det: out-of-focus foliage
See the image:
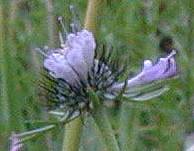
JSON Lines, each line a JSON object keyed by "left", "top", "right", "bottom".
{"left": 0, "top": 0, "right": 194, "bottom": 151}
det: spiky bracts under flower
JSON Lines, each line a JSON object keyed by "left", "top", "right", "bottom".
{"left": 39, "top": 43, "right": 127, "bottom": 117}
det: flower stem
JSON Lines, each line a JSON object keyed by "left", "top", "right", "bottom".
{"left": 62, "top": 118, "right": 82, "bottom": 151}
{"left": 84, "top": 0, "right": 103, "bottom": 34}
{"left": 61, "top": 1, "right": 103, "bottom": 151}
{"left": 88, "top": 89, "right": 120, "bottom": 151}
{"left": 85, "top": 1, "right": 120, "bottom": 150}
{"left": 92, "top": 107, "right": 120, "bottom": 151}
{"left": 118, "top": 103, "right": 139, "bottom": 151}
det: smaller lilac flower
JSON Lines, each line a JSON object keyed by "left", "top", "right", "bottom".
{"left": 110, "top": 50, "right": 177, "bottom": 92}
{"left": 10, "top": 133, "right": 22, "bottom": 151}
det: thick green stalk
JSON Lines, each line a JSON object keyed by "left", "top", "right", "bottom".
{"left": 84, "top": 0, "right": 103, "bottom": 34}
{"left": 118, "top": 103, "right": 139, "bottom": 151}
{"left": 89, "top": 89, "right": 120, "bottom": 151}
{"left": 62, "top": 1, "right": 103, "bottom": 151}
{"left": 85, "top": 1, "right": 120, "bottom": 150}
{"left": 92, "top": 108, "right": 120, "bottom": 151}
{"left": 62, "top": 118, "right": 82, "bottom": 151}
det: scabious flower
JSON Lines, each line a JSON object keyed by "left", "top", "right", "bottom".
{"left": 184, "top": 133, "right": 194, "bottom": 151}
{"left": 10, "top": 133, "right": 22, "bottom": 151}
{"left": 38, "top": 12, "right": 177, "bottom": 119}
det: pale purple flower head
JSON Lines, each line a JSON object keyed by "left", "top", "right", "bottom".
{"left": 38, "top": 14, "right": 178, "bottom": 116}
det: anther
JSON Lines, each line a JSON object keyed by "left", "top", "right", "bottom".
{"left": 69, "top": 5, "right": 81, "bottom": 32}
{"left": 57, "top": 16, "right": 68, "bottom": 39}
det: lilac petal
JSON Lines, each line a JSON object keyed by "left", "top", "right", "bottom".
{"left": 110, "top": 50, "right": 177, "bottom": 92}
{"left": 44, "top": 52, "right": 79, "bottom": 85}
{"left": 130, "top": 58, "right": 175, "bottom": 86}
{"left": 66, "top": 47, "right": 88, "bottom": 80}
{"left": 66, "top": 29, "right": 95, "bottom": 69}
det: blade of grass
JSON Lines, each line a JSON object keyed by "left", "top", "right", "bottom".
{"left": 0, "top": 4, "right": 10, "bottom": 150}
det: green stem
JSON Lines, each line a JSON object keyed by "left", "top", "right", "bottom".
{"left": 89, "top": 89, "right": 120, "bottom": 151}
{"left": 118, "top": 103, "right": 140, "bottom": 151}
{"left": 85, "top": 1, "right": 120, "bottom": 150}
{"left": 84, "top": 0, "right": 103, "bottom": 34}
{"left": 62, "top": 118, "right": 82, "bottom": 151}
{"left": 92, "top": 107, "right": 120, "bottom": 151}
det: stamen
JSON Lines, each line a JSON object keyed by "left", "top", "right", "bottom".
{"left": 57, "top": 16, "right": 68, "bottom": 40}
{"left": 70, "top": 23, "right": 77, "bottom": 33}
{"left": 59, "top": 32, "right": 65, "bottom": 48}
{"left": 69, "top": 5, "right": 81, "bottom": 32}
{"left": 35, "top": 48, "right": 47, "bottom": 57}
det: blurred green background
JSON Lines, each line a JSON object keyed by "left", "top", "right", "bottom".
{"left": 0, "top": 0, "right": 194, "bottom": 151}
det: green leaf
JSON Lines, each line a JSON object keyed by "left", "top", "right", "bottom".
{"left": 130, "top": 86, "right": 169, "bottom": 101}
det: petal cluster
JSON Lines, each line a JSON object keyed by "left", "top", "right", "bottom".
{"left": 44, "top": 29, "right": 96, "bottom": 86}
